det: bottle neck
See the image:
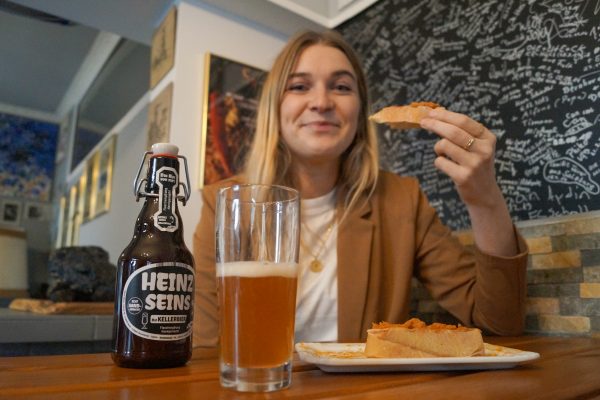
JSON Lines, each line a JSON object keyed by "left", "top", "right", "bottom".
{"left": 141, "top": 155, "right": 182, "bottom": 234}
{"left": 145, "top": 156, "right": 179, "bottom": 194}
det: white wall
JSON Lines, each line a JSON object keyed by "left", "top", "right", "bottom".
{"left": 167, "top": 1, "right": 287, "bottom": 255}
{"left": 78, "top": 1, "right": 288, "bottom": 264}
{"left": 78, "top": 97, "right": 149, "bottom": 262}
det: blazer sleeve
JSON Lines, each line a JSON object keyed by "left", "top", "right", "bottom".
{"left": 192, "top": 185, "right": 219, "bottom": 347}
{"left": 412, "top": 182, "right": 528, "bottom": 336}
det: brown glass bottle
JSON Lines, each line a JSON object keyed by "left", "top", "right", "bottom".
{"left": 112, "top": 144, "right": 194, "bottom": 368}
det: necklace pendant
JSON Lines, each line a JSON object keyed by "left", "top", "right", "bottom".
{"left": 309, "top": 259, "right": 323, "bottom": 273}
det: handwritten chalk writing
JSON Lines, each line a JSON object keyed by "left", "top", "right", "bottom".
{"left": 544, "top": 157, "right": 600, "bottom": 194}
{"left": 341, "top": 0, "right": 600, "bottom": 229}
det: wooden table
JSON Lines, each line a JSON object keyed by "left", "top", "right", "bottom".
{"left": 1, "top": 336, "right": 599, "bottom": 399}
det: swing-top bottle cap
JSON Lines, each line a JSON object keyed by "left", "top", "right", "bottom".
{"left": 151, "top": 143, "right": 179, "bottom": 156}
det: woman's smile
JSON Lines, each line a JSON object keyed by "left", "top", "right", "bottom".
{"left": 302, "top": 120, "right": 341, "bottom": 132}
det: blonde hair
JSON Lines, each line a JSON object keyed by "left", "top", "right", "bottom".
{"left": 244, "top": 30, "right": 379, "bottom": 216}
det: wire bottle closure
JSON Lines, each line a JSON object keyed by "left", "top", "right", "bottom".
{"left": 132, "top": 149, "right": 191, "bottom": 205}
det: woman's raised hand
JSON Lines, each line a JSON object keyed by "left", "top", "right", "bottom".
{"left": 420, "top": 108, "right": 503, "bottom": 209}
{"left": 420, "top": 108, "right": 518, "bottom": 256}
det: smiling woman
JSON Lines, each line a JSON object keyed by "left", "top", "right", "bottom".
{"left": 193, "top": 30, "right": 529, "bottom": 350}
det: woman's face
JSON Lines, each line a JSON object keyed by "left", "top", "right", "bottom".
{"left": 279, "top": 44, "right": 360, "bottom": 165}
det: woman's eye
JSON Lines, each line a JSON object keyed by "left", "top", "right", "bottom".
{"left": 333, "top": 83, "right": 353, "bottom": 92}
{"left": 287, "top": 82, "right": 308, "bottom": 91}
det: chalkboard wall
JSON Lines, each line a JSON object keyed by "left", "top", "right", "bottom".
{"left": 338, "top": 0, "right": 600, "bottom": 230}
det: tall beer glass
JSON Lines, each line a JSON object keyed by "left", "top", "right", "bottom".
{"left": 216, "top": 184, "right": 300, "bottom": 392}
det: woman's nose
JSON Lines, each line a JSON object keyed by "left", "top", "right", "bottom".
{"left": 309, "top": 85, "right": 334, "bottom": 112}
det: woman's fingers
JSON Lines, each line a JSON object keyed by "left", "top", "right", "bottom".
{"left": 421, "top": 108, "right": 495, "bottom": 155}
{"left": 422, "top": 109, "right": 496, "bottom": 161}
{"left": 434, "top": 138, "right": 475, "bottom": 166}
{"left": 425, "top": 108, "right": 488, "bottom": 138}
{"left": 434, "top": 155, "right": 470, "bottom": 185}
{"left": 434, "top": 135, "right": 495, "bottom": 164}
{"left": 420, "top": 117, "right": 478, "bottom": 153}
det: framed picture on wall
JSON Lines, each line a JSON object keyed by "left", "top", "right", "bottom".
{"left": 81, "top": 157, "right": 95, "bottom": 222}
{"left": 67, "top": 183, "right": 80, "bottom": 246}
{"left": 90, "top": 135, "right": 117, "bottom": 218}
{"left": 147, "top": 82, "right": 173, "bottom": 149}
{"left": 0, "top": 112, "right": 59, "bottom": 202}
{"left": 55, "top": 195, "right": 68, "bottom": 248}
{"left": 150, "top": 7, "right": 176, "bottom": 88}
{"left": 0, "top": 199, "right": 22, "bottom": 226}
{"left": 76, "top": 170, "right": 87, "bottom": 228}
{"left": 24, "top": 201, "right": 48, "bottom": 221}
{"left": 199, "top": 53, "right": 267, "bottom": 188}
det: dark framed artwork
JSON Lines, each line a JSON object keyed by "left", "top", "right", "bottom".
{"left": 200, "top": 53, "right": 267, "bottom": 187}
{"left": 0, "top": 199, "right": 21, "bottom": 226}
{"left": 24, "top": 201, "right": 48, "bottom": 221}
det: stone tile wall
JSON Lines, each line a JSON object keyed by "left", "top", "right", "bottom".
{"left": 410, "top": 214, "right": 600, "bottom": 337}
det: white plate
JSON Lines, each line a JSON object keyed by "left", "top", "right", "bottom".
{"left": 295, "top": 342, "right": 540, "bottom": 373}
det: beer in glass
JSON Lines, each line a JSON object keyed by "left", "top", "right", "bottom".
{"left": 216, "top": 184, "right": 299, "bottom": 392}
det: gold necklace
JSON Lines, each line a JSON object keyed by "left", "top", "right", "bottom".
{"left": 299, "top": 212, "right": 337, "bottom": 273}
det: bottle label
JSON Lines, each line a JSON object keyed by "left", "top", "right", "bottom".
{"left": 153, "top": 166, "right": 179, "bottom": 232}
{"left": 122, "top": 262, "right": 194, "bottom": 341}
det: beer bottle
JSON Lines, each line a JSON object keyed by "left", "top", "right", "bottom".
{"left": 112, "top": 143, "right": 194, "bottom": 368}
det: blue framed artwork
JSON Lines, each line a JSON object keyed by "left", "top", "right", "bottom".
{"left": 0, "top": 112, "right": 59, "bottom": 201}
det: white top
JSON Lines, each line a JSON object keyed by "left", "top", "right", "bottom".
{"left": 295, "top": 188, "right": 338, "bottom": 343}
{"left": 151, "top": 142, "right": 178, "bottom": 156}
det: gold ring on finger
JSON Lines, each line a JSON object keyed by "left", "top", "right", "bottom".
{"left": 463, "top": 137, "right": 475, "bottom": 151}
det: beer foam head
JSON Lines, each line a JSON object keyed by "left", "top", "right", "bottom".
{"left": 217, "top": 261, "right": 298, "bottom": 278}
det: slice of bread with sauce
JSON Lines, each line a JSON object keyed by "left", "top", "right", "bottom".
{"left": 364, "top": 318, "right": 484, "bottom": 358}
{"left": 369, "top": 102, "right": 442, "bottom": 130}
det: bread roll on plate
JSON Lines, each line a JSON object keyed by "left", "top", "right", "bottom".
{"left": 365, "top": 318, "right": 484, "bottom": 358}
{"left": 369, "top": 102, "right": 442, "bottom": 130}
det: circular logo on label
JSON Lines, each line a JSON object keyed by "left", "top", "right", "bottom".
{"left": 121, "top": 262, "right": 195, "bottom": 341}
{"left": 127, "top": 297, "right": 143, "bottom": 314}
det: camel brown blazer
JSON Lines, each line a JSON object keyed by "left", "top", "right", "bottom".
{"left": 192, "top": 171, "right": 528, "bottom": 347}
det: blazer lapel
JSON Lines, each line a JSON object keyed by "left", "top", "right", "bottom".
{"left": 336, "top": 194, "right": 373, "bottom": 342}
